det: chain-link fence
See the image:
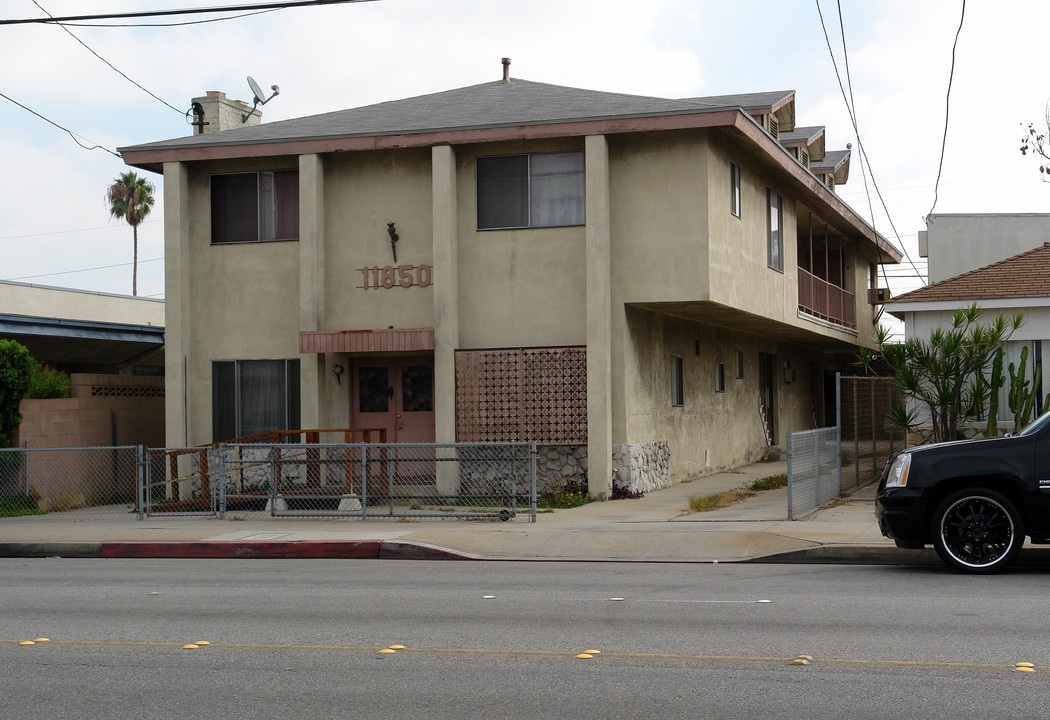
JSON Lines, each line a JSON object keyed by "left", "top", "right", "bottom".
{"left": 786, "top": 427, "right": 841, "bottom": 520}
{"left": 143, "top": 442, "right": 537, "bottom": 522}
{"left": 838, "top": 375, "right": 905, "bottom": 491}
{"left": 1, "top": 442, "right": 537, "bottom": 522}
{"left": 0, "top": 445, "right": 142, "bottom": 519}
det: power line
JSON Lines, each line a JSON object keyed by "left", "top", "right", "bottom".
{"left": 814, "top": 0, "right": 927, "bottom": 291}
{"left": 0, "top": 218, "right": 162, "bottom": 242}
{"left": 925, "top": 0, "right": 967, "bottom": 222}
{"left": 32, "top": 1, "right": 183, "bottom": 115}
{"left": 4, "top": 257, "right": 162, "bottom": 282}
{"left": 0, "top": 0, "right": 377, "bottom": 26}
{"left": 0, "top": 90, "right": 121, "bottom": 157}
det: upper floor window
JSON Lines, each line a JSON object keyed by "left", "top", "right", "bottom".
{"left": 730, "top": 162, "right": 741, "bottom": 217}
{"left": 767, "top": 188, "right": 783, "bottom": 272}
{"left": 476, "top": 152, "right": 585, "bottom": 230}
{"left": 211, "top": 170, "right": 299, "bottom": 244}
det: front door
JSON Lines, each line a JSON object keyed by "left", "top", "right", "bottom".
{"left": 352, "top": 357, "right": 436, "bottom": 487}
{"left": 351, "top": 356, "right": 435, "bottom": 443}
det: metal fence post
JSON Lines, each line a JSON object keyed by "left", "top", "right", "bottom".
{"left": 22, "top": 440, "right": 29, "bottom": 498}
{"left": 529, "top": 441, "right": 537, "bottom": 523}
{"left": 136, "top": 445, "right": 145, "bottom": 521}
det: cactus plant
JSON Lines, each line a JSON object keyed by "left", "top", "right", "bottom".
{"left": 986, "top": 349, "right": 1005, "bottom": 437}
{"left": 1008, "top": 346, "right": 1041, "bottom": 432}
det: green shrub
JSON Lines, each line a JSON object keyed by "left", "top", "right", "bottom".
{"left": 26, "top": 362, "right": 71, "bottom": 399}
{"left": 0, "top": 340, "right": 33, "bottom": 446}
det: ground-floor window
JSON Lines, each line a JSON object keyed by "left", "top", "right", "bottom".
{"left": 212, "top": 358, "right": 300, "bottom": 441}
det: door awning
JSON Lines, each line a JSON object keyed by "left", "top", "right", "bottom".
{"left": 299, "top": 328, "right": 435, "bottom": 354}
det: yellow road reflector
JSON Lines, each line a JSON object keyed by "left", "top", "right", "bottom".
{"left": 788, "top": 658, "right": 810, "bottom": 666}
{"left": 1015, "top": 662, "right": 1035, "bottom": 668}
{"left": 795, "top": 655, "right": 814, "bottom": 661}
{"left": 34, "top": 638, "right": 50, "bottom": 643}
{"left": 1016, "top": 666, "right": 1035, "bottom": 673}
{"left": 388, "top": 645, "right": 405, "bottom": 650}
{"left": 584, "top": 650, "right": 601, "bottom": 655}
{"left": 18, "top": 641, "right": 35, "bottom": 646}
{"left": 193, "top": 641, "right": 210, "bottom": 646}
{"left": 378, "top": 648, "right": 397, "bottom": 654}
{"left": 575, "top": 653, "right": 594, "bottom": 659}
{"left": 182, "top": 644, "right": 199, "bottom": 650}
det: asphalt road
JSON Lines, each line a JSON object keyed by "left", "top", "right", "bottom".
{"left": 3, "top": 559, "right": 1049, "bottom": 719}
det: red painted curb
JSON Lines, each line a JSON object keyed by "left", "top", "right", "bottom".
{"left": 98, "top": 540, "right": 382, "bottom": 559}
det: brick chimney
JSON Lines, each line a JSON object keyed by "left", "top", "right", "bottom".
{"left": 189, "top": 91, "right": 260, "bottom": 135}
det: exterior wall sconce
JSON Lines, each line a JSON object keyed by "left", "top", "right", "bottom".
{"left": 783, "top": 360, "right": 795, "bottom": 384}
{"left": 332, "top": 364, "right": 344, "bottom": 385}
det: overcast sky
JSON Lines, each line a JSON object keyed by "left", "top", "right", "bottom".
{"left": 2, "top": 0, "right": 1048, "bottom": 305}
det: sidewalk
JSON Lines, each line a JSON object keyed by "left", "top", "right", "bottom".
{"left": 0, "top": 459, "right": 939, "bottom": 564}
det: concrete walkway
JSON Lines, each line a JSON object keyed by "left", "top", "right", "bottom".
{"left": 0, "top": 459, "right": 942, "bottom": 564}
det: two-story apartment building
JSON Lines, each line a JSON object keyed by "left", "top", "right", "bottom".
{"left": 120, "top": 62, "right": 899, "bottom": 495}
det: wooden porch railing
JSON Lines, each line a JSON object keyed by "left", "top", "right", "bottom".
{"left": 160, "top": 428, "right": 387, "bottom": 501}
{"left": 797, "top": 268, "right": 856, "bottom": 329}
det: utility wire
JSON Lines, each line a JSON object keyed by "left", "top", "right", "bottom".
{"left": 925, "top": 0, "right": 967, "bottom": 222}
{"left": 815, "top": 0, "right": 926, "bottom": 290}
{"left": 0, "top": 0, "right": 376, "bottom": 25}
{"left": 0, "top": 90, "right": 121, "bottom": 157}
{"left": 32, "top": 1, "right": 183, "bottom": 114}
{"left": 4, "top": 257, "right": 163, "bottom": 282}
{"left": 59, "top": 9, "right": 278, "bottom": 28}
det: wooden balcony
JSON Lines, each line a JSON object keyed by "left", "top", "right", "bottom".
{"left": 798, "top": 268, "right": 855, "bottom": 329}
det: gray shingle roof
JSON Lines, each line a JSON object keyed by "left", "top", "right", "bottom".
{"left": 810, "top": 149, "right": 849, "bottom": 173}
{"left": 778, "top": 125, "right": 824, "bottom": 146}
{"left": 124, "top": 79, "right": 788, "bottom": 153}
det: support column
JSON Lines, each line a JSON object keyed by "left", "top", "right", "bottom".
{"left": 585, "top": 135, "right": 613, "bottom": 497}
{"left": 299, "top": 154, "right": 325, "bottom": 429}
{"left": 432, "top": 144, "right": 459, "bottom": 493}
{"left": 163, "top": 161, "right": 190, "bottom": 448}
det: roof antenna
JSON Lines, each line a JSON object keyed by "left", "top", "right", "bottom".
{"left": 243, "top": 75, "right": 279, "bottom": 122}
{"left": 501, "top": 57, "right": 511, "bottom": 84}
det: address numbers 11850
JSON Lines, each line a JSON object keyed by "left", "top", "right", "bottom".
{"left": 357, "top": 264, "right": 433, "bottom": 289}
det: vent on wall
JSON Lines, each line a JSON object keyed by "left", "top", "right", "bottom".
{"left": 824, "top": 174, "right": 835, "bottom": 191}
{"left": 799, "top": 148, "right": 810, "bottom": 168}
{"left": 768, "top": 115, "right": 780, "bottom": 139}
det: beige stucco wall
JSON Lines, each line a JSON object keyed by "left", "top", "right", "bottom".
{"left": 0, "top": 281, "right": 164, "bottom": 327}
{"left": 623, "top": 307, "right": 822, "bottom": 476}
{"left": 322, "top": 148, "right": 435, "bottom": 331}
{"left": 171, "top": 159, "right": 302, "bottom": 445}
{"left": 161, "top": 126, "right": 874, "bottom": 478}
{"left": 455, "top": 140, "right": 588, "bottom": 349}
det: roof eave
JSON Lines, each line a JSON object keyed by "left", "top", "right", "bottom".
{"left": 119, "top": 108, "right": 748, "bottom": 172}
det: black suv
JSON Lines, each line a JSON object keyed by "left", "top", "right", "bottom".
{"left": 876, "top": 410, "right": 1050, "bottom": 573}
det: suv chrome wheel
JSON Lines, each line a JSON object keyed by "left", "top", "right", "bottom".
{"left": 932, "top": 489, "right": 1023, "bottom": 573}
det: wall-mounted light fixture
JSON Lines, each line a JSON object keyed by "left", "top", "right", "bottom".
{"left": 333, "top": 364, "right": 345, "bottom": 385}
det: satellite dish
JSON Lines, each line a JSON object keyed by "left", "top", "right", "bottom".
{"left": 243, "top": 75, "right": 280, "bottom": 121}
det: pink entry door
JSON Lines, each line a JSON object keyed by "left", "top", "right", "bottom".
{"left": 351, "top": 356, "right": 435, "bottom": 443}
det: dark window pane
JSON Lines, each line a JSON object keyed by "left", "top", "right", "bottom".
{"left": 402, "top": 365, "right": 434, "bottom": 412}
{"left": 359, "top": 366, "right": 390, "bottom": 413}
{"left": 274, "top": 170, "right": 300, "bottom": 240}
{"left": 211, "top": 173, "right": 259, "bottom": 244}
{"left": 287, "top": 359, "right": 301, "bottom": 431}
{"left": 477, "top": 155, "right": 529, "bottom": 229}
{"left": 212, "top": 362, "right": 236, "bottom": 441}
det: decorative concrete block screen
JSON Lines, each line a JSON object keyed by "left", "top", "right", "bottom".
{"left": 455, "top": 347, "right": 587, "bottom": 445}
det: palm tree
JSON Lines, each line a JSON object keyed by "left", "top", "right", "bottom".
{"left": 105, "top": 171, "right": 155, "bottom": 296}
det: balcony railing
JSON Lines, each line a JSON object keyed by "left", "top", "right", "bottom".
{"left": 798, "top": 268, "right": 855, "bottom": 329}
